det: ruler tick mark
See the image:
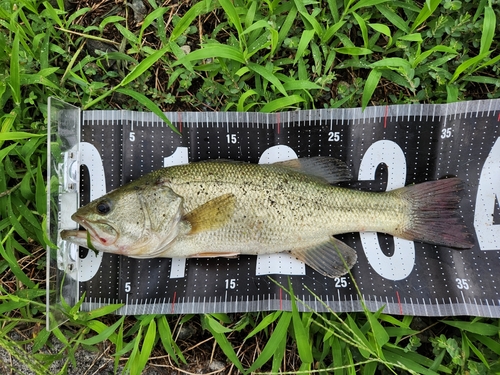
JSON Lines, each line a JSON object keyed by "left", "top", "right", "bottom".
{"left": 396, "top": 291, "right": 403, "bottom": 315}
{"left": 177, "top": 112, "right": 182, "bottom": 133}
{"left": 279, "top": 288, "right": 282, "bottom": 310}
{"left": 171, "top": 291, "right": 177, "bottom": 314}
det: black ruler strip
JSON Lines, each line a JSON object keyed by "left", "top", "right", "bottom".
{"left": 74, "top": 100, "right": 500, "bottom": 317}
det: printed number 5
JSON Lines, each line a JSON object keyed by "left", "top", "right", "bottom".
{"left": 124, "top": 282, "right": 131, "bottom": 292}
{"left": 456, "top": 278, "right": 469, "bottom": 290}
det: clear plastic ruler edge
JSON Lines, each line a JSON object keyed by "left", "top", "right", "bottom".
{"left": 46, "top": 97, "right": 81, "bottom": 330}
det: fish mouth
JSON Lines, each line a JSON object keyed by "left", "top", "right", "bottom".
{"left": 71, "top": 214, "right": 118, "bottom": 246}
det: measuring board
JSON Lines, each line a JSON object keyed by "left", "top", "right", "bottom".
{"left": 47, "top": 98, "right": 500, "bottom": 321}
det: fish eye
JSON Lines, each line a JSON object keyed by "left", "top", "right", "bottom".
{"left": 96, "top": 200, "right": 111, "bottom": 214}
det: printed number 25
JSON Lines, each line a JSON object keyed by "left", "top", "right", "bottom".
{"left": 328, "top": 131, "right": 340, "bottom": 142}
{"left": 335, "top": 277, "right": 347, "bottom": 287}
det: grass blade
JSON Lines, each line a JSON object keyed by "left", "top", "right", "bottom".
{"left": 83, "top": 47, "right": 169, "bottom": 110}
{"left": 369, "top": 23, "right": 392, "bottom": 42}
{"left": 114, "top": 23, "right": 139, "bottom": 45}
{"left": 125, "top": 327, "right": 142, "bottom": 375}
{"left": 292, "top": 0, "right": 323, "bottom": 36}
{"left": 248, "top": 62, "right": 287, "bottom": 96}
{"left": 0, "top": 241, "right": 35, "bottom": 288}
{"left": 98, "top": 15, "right": 126, "bottom": 33}
{"left": 449, "top": 52, "right": 490, "bottom": 83}
{"left": 323, "top": 20, "right": 346, "bottom": 43}
{"left": 366, "top": 308, "right": 389, "bottom": 354}
{"left": 85, "top": 304, "right": 124, "bottom": 320}
{"left": 174, "top": 43, "right": 246, "bottom": 66}
{"left": 289, "top": 283, "right": 313, "bottom": 364}
{"left": 9, "top": 30, "right": 21, "bottom": 108}
{"left": 413, "top": 45, "right": 457, "bottom": 67}
{"left": 260, "top": 95, "right": 305, "bottom": 112}
{"left": 480, "top": 6, "right": 495, "bottom": 55}
{"left": 352, "top": 12, "right": 369, "bottom": 48}
{"left": 468, "top": 333, "right": 500, "bottom": 356}
{"left": 334, "top": 46, "right": 372, "bottom": 55}
{"left": 0, "top": 132, "right": 44, "bottom": 141}
{"left": 120, "top": 47, "right": 169, "bottom": 86}
{"left": 446, "top": 84, "right": 458, "bottom": 103}
{"left": 349, "top": 0, "right": 391, "bottom": 13}
{"left": 370, "top": 57, "right": 412, "bottom": 70}
{"left": 246, "top": 312, "right": 292, "bottom": 373}
{"left": 135, "top": 318, "right": 156, "bottom": 374}
{"left": 281, "top": 79, "right": 322, "bottom": 91}
{"left": 218, "top": 0, "right": 243, "bottom": 39}
{"left": 236, "top": 89, "right": 258, "bottom": 112}
{"left": 442, "top": 320, "right": 500, "bottom": 336}
{"left": 411, "top": 0, "right": 441, "bottom": 32}
{"left": 362, "top": 69, "right": 382, "bottom": 109}
{"left": 79, "top": 317, "right": 124, "bottom": 346}
{"left": 245, "top": 311, "right": 282, "bottom": 340}
{"left": 376, "top": 4, "right": 410, "bottom": 33}
{"left": 116, "top": 88, "right": 177, "bottom": 133}
{"left": 158, "top": 316, "right": 186, "bottom": 365}
{"left": 139, "top": 7, "right": 168, "bottom": 42}
{"left": 170, "top": 0, "right": 212, "bottom": 41}
{"left": 202, "top": 315, "right": 245, "bottom": 373}
{"left": 277, "top": 5, "right": 298, "bottom": 45}
{"left": 383, "top": 346, "right": 444, "bottom": 375}
{"left": 295, "top": 29, "right": 315, "bottom": 64}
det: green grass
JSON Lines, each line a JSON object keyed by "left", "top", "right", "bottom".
{"left": 1, "top": 0, "right": 500, "bottom": 373}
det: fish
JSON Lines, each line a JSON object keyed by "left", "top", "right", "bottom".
{"left": 60, "top": 157, "right": 474, "bottom": 278}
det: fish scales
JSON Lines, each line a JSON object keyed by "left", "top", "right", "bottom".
{"left": 154, "top": 162, "right": 409, "bottom": 256}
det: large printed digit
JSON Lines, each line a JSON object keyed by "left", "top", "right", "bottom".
{"left": 164, "top": 147, "right": 190, "bottom": 278}
{"left": 255, "top": 146, "right": 307, "bottom": 276}
{"left": 78, "top": 142, "right": 106, "bottom": 282}
{"left": 358, "top": 140, "right": 415, "bottom": 280}
{"left": 164, "top": 147, "right": 189, "bottom": 167}
{"left": 474, "top": 137, "right": 500, "bottom": 250}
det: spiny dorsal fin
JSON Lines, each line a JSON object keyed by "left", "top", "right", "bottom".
{"left": 272, "top": 157, "right": 352, "bottom": 184}
{"left": 289, "top": 237, "right": 357, "bottom": 278}
{"left": 183, "top": 193, "right": 236, "bottom": 234}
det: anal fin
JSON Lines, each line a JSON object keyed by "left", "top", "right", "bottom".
{"left": 289, "top": 237, "right": 357, "bottom": 278}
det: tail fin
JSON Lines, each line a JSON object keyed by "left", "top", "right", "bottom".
{"left": 396, "top": 178, "right": 474, "bottom": 249}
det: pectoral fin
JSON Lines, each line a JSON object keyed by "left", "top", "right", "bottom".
{"left": 183, "top": 193, "right": 236, "bottom": 234}
{"left": 289, "top": 237, "right": 357, "bottom": 278}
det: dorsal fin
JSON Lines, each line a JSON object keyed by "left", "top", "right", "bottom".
{"left": 272, "top": 157, "right": 352, "bottom": 184}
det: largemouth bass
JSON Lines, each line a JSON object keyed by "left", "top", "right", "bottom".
{"left": 60, "top": 158, "right": 473, "bottom": 278}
